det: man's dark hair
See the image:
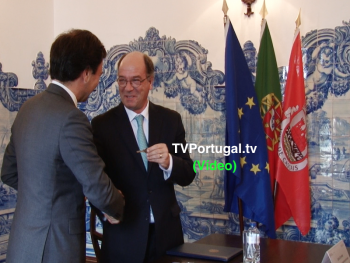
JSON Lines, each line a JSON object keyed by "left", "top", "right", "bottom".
{"left": 50, "top": 29, "right": 107, "bottom": 81}
{"left": 117, "top": 52, "right": 154, "bottom": 77}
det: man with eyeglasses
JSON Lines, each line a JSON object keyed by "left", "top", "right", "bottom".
{"left": 91, "top": 51, "right": 196, "bottom": 263}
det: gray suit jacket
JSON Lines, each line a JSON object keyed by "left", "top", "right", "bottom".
{"left": 1, "top": 84, "right": 124, "bottom": 263}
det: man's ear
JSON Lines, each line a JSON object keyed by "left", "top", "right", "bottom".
{"left": 148, "top": 75, "right": 154, "bottom": 90}
{"left": 82, "top": 68, "right": 91, "bottom": 84}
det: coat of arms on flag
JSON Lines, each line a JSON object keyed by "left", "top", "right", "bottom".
{"left": 278, "top": 106, "right": 308, "bottom": 171}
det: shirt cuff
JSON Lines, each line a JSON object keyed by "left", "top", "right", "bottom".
{"left": 160, "top": 153, "right": 173, "bottom": 180}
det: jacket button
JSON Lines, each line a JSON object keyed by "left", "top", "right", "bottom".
{"left": 149, "top": 190, "right": 152, "bottom": 194}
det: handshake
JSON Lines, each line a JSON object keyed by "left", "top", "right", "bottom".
{"left": 102, "top": 212, "right": 121, "bottom": 224}
{"left": 90, "top": 189, "right": 124, "bottom": 225}
{"left": 93, "top": 207, "right": 122, "bottom": 224}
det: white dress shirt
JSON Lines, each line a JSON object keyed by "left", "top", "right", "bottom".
{"left": 124, "top": 100, "right": 173, "bottom": 223}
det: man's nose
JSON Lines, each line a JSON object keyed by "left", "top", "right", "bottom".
{"left": 125, "top": 81, "right": 134, "bottom": 91}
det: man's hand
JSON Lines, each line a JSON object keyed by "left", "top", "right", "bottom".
{"left": 103, "top": 189, "right": 124, "bottom": 224}
{"left": 103, "top": 213, "right": 121, "bottom": 224}
{"left": 146, "top": 143, "right": 170, "bottom": 169}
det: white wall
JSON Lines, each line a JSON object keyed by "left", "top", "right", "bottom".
{"left": 1, "top": 0, "right": 350, "bottom": 88}
{"left": 0, "top": 0, "right": 54, "bottom": 88}
{"left": 53, "top": 0, "right": 350, "bottom": 71}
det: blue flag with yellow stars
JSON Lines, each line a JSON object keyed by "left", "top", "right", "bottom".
{"left": 223, "top": 16, "right": 276, "bottom": 238}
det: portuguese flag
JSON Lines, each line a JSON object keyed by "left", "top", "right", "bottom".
{"left": 254, "top": 19, "right": 282, "bottom": 194}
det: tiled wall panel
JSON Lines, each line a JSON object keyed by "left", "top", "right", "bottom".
{"left": 1, "top": 22, "right": 350, "bottom": 259}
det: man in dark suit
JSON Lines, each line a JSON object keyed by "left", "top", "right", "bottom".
{"left": 91, "top": 51, "right": 196, "bottom": 263}
{"left": 1, "top": 29, "right": 124, "bottom": 263}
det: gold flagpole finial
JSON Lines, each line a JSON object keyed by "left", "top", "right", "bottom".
{"left": 295, "top": 8, "right": 301, "bottom": 29}
{"left": 259, "top": 0, "right": 268, "bottom": 20}
{"left": 222, "top": 0, "right": 229, "bottom": 26}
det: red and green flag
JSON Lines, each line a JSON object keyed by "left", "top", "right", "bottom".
{"left": 254, "top": 19, "right": 282, "bottom": 194}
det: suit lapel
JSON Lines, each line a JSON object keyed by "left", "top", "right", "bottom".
{"left": 148, "top": 102, "right": 163, "bottom": 174}
{"left": 114, "top": 104, "right": 148, "bottom": 173}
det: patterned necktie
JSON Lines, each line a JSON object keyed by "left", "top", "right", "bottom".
{"left": 135, "top": 115, "right": 148, "bottom": 169}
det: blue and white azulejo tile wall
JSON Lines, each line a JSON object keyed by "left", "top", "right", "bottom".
{"left": 1, "top": 21, "right": 350, "bottom": 260}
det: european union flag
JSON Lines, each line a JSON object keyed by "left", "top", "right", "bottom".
{"left": 223, "top": 16, "right": 276, "bottom": 238}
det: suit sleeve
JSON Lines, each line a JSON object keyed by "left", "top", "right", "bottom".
{"left": 1, "top": 132, "right": 18, "bottom": 190}
{"left": 59, "top": 109, "right": 124, "bottom": 220}
{"left": 168, "top": 113, "right": 196, "bottom": 186}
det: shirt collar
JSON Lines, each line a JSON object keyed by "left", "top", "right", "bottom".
{"left": 52, "top": 80, "right": 78, "bottom": 107}
{"left": 124, "top": 100, "right": 149, "bottom": 122}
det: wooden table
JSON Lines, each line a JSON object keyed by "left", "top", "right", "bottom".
{"left": 153, "top": 233, "right": 350, "bottom": 263}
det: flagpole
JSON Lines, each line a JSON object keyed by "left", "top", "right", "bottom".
{"left": 222, "top": 0, "right": 244, "bottom": 237}
{"left": 259, "top": 0, "right": 278, "bottom": 207}
{"left": 222, "top": 0, "right": 228, "bottom": 27}
{"left": 274, "top": 8, "right": 302, "bottom": 212}
{"left": 237, "top": 199, "right": 244, "bottom": 236}
{"left": 274, "top": 9, "right": 311, "bottom": 235}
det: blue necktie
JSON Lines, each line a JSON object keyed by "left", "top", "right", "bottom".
{"left": 135, "top": 115, "right": 148, "bottom": 169}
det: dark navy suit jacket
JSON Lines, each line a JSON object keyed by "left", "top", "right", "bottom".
{"left": 91, "top": 101, "right": 195, "bottom": 263}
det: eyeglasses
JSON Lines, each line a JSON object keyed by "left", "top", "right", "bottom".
{"left": 117, "top": 77, "right": 149, "bottom": 88}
